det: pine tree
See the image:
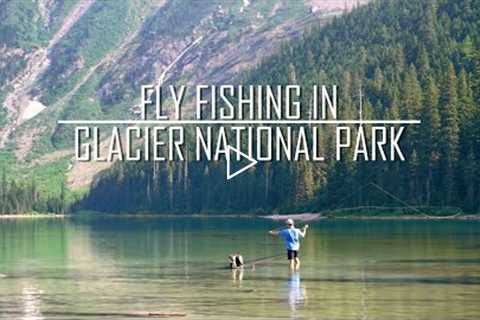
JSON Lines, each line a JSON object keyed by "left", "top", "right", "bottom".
{"left": 403, "top": 65, "right": 422, "bottom": 119}
{"left": 458, "top": 68, "right": 475, "bottom": 124}
{"left": 387, "top": 90, "right": 401, "bottom": 121}
{"left": 439, "top": 63, "right": 460, "bottom": 204}
{"left": 372, "top": 67, "right": 384, "bottom": 94}
{"left": 463, "top": 148, "right": 476, "bottom": 211}
{"left": 287, "top": 63, "right": 297, "bottom": 84}
{"left": 421, "top": 75, "right": 441, "bottom": 205}
{"left": 60, "top": 182, "right": 66, "bottom": 214}
{"left": 402, "top": 65, "right": 423, "bottom": 159}
{"left": 417, "top": 46, "right": 430, "bottom": 81}
{"left": 420, "top": 0, "right": 437, "bottom": 48}
{"left": 409, "top": 149, "right": 420, "bottom": 203}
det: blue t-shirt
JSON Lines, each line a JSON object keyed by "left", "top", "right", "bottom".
{"left": 279, "top": 228, "right": 303, "bottom": 251}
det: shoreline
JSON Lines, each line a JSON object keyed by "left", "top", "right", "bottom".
{"left": 81, "top": 213, "right": 480, "bottom": 220}
{"left": 0, "top": 214, "right": 66, "bottom": 219}
{"left": 1, "top": 213, "right": 478, "bottom": 220}
{"left": 329, "top": 214, "right": 480, "bottom": 220}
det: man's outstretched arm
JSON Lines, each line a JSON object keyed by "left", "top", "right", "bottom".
{"left": 269, "top": 230, "right": 279, "bottom": 236}
{"left": 299, "top": 225, "right": 309, "bottom": 238}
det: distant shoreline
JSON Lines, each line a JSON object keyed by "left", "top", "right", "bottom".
{"left": 1, "top": 213, "right": 478, "bottom": 221}
{"left": 329, "top": 214, "right": 480, "bottom": 220}
{"left": 75, "top": 213, "right": 480, "bottom": 220}
{"left": 0, "top": 214, "right": 66, "bottom": 219}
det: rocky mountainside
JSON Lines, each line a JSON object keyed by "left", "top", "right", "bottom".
{"left": 0, "top": 0, "right": 365, "bottom": 196}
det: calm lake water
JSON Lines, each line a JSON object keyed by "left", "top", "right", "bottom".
{"left": 0, "top": 217, "right": 479, "bottom": 319}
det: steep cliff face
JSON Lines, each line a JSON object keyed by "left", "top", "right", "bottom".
{"left": 0, "top": 0, "right": 364, "bottom": 190}
{"left": 0, "top": 0, "right": 98, "bottom": 147}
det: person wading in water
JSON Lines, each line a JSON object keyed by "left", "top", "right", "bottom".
{"left": 269, "top": 219, "right": 309, "bottom": 270}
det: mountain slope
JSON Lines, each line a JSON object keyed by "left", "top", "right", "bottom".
{"left": 0, "top": 0, "right": 97, "bottom": 147}
{"left": 79, "top": 0, "right": 480, "bottom": 214}
{"left": 0, "top": 0, "right": 363, "bottom": 213}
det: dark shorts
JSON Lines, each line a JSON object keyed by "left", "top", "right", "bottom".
{"left": 287, "top": 250, "right": 298, "bottom": 260}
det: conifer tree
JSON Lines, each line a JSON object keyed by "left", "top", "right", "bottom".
{"left": 439, "top": 63, "right": 460, "bottom": 204}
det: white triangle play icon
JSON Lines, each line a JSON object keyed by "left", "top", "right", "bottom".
{"left": 226, "top": 145, "right": 258, "bottom": 180}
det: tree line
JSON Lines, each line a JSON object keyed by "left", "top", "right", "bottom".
{"left": 0, "top": 170, "right": 67, "bottom": 215}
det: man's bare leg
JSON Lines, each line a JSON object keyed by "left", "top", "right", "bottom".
{"left": 295, "top": 257, "right": 301, "bottom": 270}
{"left": 289, "top": 259, "right": 295, "bottom": 270}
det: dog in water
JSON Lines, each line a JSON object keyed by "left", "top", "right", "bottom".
{"left": 228, "top": 253, "right": 244, "bottom": 269}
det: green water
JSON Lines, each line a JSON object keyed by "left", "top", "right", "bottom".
{"left": 0, "top": 217, "right": 479, "bottom": 319}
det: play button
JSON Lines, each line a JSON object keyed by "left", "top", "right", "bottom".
{"left": 226, "top": 145, "right": 258, "bottom": 180}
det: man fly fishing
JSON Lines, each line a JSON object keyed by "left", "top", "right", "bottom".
{"left": 269, "top": 219, "right": 309, "bottom": 270}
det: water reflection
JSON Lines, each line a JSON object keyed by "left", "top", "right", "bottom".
{"left": 286, "top": 271, "right": 307, "bottom": 315}
{"left": 360, "top": 268, "right": 369, "bottom": 320}
{"left": 231, "top": 268, "right": 244, "bottom": 285}
{"left": 21, "top": 285, "right": 44, "bottom": 320}
{"left": 0, "top": 218, "right": 479, "bottom": 319}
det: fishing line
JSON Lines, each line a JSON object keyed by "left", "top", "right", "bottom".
{"left": 368, "top": 183, "right": 460, "bottom": 218}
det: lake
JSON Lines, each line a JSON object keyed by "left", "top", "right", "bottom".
{"left": 0, "top": 217, "right": 479, "bottom": 319}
